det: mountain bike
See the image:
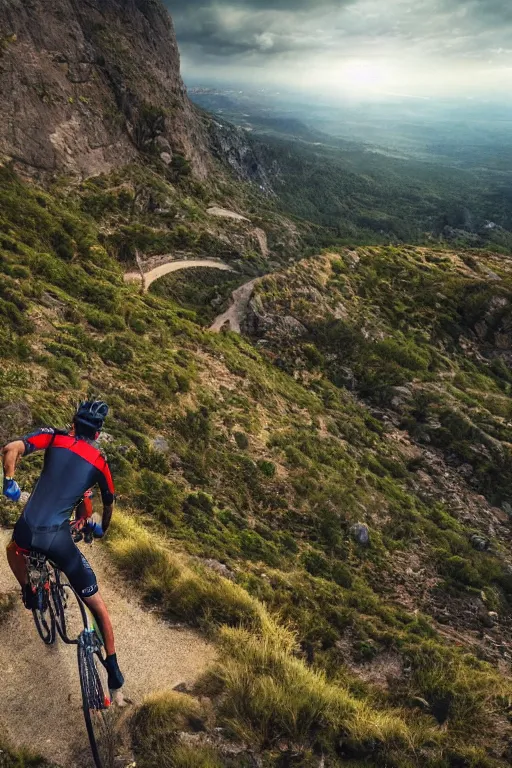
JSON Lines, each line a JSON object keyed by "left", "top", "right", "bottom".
{"left": 23, "top": 523, "right": 116, "bottom": 768}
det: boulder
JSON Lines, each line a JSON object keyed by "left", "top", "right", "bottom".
{"left": 97, "top": 431, "right": 114, "bottom": 444}
{"left": 152, "top": 436, "right": 170, "bottom": 453}
{"left": 154, "top": 135, "right": 172, "bottom": 154}
{"left": 243, "top": 296, "right": 307, "bottom": 342}
{"left": 202, "top": 559, "right": 235, "bottom": 581}
{"left": 390, "top": 386, "right": 413, "bottom": 411}
{"left": 350, "top": 523, "right": 370, "bottom": 547}
{"left": 470, "top": 534, "right": 489, "bottom": 552}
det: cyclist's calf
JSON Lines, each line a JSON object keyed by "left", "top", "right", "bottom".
{"left": 6, "top": 539, "right": 28, "bottom": 587}
{"left": 82, "top": 591, "right": 116, "bottom": 656}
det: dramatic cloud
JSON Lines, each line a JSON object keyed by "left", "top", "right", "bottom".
{"left": 165, "top": 0, "right": 512, "bottom": 97}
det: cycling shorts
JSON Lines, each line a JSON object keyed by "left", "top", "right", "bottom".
{"left": 12, "top": 515, "right": 98, "bottom": 599}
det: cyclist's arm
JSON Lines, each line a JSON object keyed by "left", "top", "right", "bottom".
{"left": 74, "top": 489, "right": 94, "bottom": 530}
{"left": 97, "top": 459, "right": 115, "bottom": 534}
{"left": 102, "top": 503, "right": 114, "bottom": 533}
{"left": 3, "top": 427, "right": 56, "bottom": 478}
{"left": 2, "top": 440, "right": 26, "bottom": 477}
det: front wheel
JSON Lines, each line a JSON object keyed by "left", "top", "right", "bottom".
{"left": 78, "top": 631, "right": 116, "bottom": 768}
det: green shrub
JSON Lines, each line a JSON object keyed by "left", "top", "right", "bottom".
{"left": 132, "top": 692, "right": 214, "bottom": 768}
{"left": 257, "top": 459, "right": 276, "bottom": 478}
{"left": 99, "top": 336, "right": 134, "bottom": 366}
{"left": 234, "top": 431, "right": 249, "bottom": 450}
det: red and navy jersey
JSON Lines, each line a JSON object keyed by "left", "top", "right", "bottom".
{"left": 20, "top": 427, "right": 115, "bottom": 529}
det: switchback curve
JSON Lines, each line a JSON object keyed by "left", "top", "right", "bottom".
{"left": 124, "top": 259, "right": 235, "bottom": 292}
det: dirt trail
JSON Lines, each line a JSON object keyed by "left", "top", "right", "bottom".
{"left": 253, "top": 228, "right": 269, "bottom": 259}
{"left": 210, "top": 278, "right": 259, "bottom": 333}
{"left": 0, "top": 529, "right": 215, "bottom": 767}
{"left": 206, "top": 207, "right": 250, "bottom": 222}
{"left": 124, "top": 259, "right": 234, "bottom": 292}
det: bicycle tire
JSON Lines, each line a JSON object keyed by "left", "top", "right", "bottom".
{"left": 78, "top": 631, "right": 115, "bottom": 768}
{"left": 52, "top": 571, "right": 87, "bottom": 644}
{"left": 32, "top": 588, "right": 55, "bottom": 645}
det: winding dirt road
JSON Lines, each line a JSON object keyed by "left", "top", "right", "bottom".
{"left": 210, "top": 278, "right": 259, "bottom": 333}
{"left": 206, "top": 207, "right": 250, "bottom": 222}
{"left": 0, "top": 529, "right": 215, "bottom": 767}
{"left": 124, "top": 259, "right": 235, "bottom": 292}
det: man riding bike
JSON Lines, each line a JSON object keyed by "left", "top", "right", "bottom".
{"left": 3, "top": 400, "right": 124, "bottom": 690}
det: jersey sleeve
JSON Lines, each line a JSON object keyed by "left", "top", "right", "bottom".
{"left": 21, "top": 428, "right": 56, "bottom": 456}
{"left": 96, "top": 459, "right": 115, "bottom": 505}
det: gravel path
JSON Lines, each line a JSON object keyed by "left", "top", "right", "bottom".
{"left": 210, "top": 278, "right": 259, "bottom": 333}
{"left": 124, "top": 258, "right": 234, "bottom": 292}
{"left": 0, "top": 529, "right": 215, "bottom": 767}
{"left": 206, "top": 207, "right": 250, "bottom": 222}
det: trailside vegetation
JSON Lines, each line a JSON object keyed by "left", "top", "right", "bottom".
{"left": 1, "top": 163, "right": 512, "bottom": 766}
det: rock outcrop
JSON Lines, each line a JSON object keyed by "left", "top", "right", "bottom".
{"left": 243, "top": 293, "right": 307, "bottom": 341}
{"left": 207, "top": 117, "right": 276, "bottom": 193}
{"left": 0, "top": 0, "right": 210, "bottom": 178}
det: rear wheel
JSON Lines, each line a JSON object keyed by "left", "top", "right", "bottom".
{"left": 78, "top": 631, "right": 116, "bottom": 768}
{"left": 32, "top": 586, "right": 55, "bottom": 645}
{"left": 52, "top": 570, "right": 86, "bottom": 644}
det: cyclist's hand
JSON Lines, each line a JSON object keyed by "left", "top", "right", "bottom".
{"left": 3, "top": 477, "right": 21, "bottom": 502}
{"left": 86, "top": 521, "right": 104, "bottom": 539}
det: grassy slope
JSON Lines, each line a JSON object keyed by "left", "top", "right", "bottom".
{"left": 1, "top": 163, "right": 512, "bottom": 766}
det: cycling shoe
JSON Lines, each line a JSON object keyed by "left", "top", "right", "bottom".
{"left": 22, "top": 584, "right": 36, "bottom": 610}
{"left": 104, "top": 653, "right": 124, "bottom": 690}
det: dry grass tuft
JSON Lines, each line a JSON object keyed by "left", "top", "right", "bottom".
{"left": 132, "top": 691, "right": 217, "bottom": 768}
{"left": 106, "top": 513, "right": 259, "bottom": 630}
{"left": 200, "top": 618, "right": 423, "bottom": 754}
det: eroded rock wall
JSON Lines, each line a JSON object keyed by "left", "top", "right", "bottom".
{"left": 0, "top": 0, "right": 209, "bottom": 178}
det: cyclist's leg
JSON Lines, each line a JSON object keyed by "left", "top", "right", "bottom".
{"left": 6, "top": 540, "right": 27, "bottom": 587}
{"left": 46, "top": 525, "right": 124, "bottom": 688}
{"left": 82, "top": 594, "right": 124, "bottom": 688}
{"left": 6, "top": 516, "right": 32, "bottom": 587}
{"left": 82, "top": 592, "right": 115, "bottom": 654}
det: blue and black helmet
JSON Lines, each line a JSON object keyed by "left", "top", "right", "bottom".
{"left": 74, "top": 400, "right": 109, "bottom": 433}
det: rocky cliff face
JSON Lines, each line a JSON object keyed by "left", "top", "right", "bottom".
{"left": 207, "top": 117, "right": 276, "bottom": 193}
{"left": 0, "top": 0, "right": 210, "bottom": 178}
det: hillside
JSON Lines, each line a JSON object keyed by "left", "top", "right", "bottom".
{"left": 1, "top": 163, "right": 512, "bottom": 766}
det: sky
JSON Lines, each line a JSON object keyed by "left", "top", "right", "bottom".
{"left": 165, "top": 0, "right": 512, "bottom": 100}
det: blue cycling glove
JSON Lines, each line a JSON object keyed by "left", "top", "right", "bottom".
{"left": 3, "top": 477, "right": 21, "bottom": 502}
{"left": 86, "top": 521, "right": 104, "bottom": 539}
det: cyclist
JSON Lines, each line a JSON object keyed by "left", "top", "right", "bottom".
{"left": 2, "top": 400, "right": 124, "bottom": 690}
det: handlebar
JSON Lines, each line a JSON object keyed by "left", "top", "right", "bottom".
{"left": 70, "top": 520, "right": 104, "bottom": 544}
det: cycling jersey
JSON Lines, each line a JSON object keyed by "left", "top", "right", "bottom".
{"left": 19, "top": 427, "right": 115, "bottom": 529}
